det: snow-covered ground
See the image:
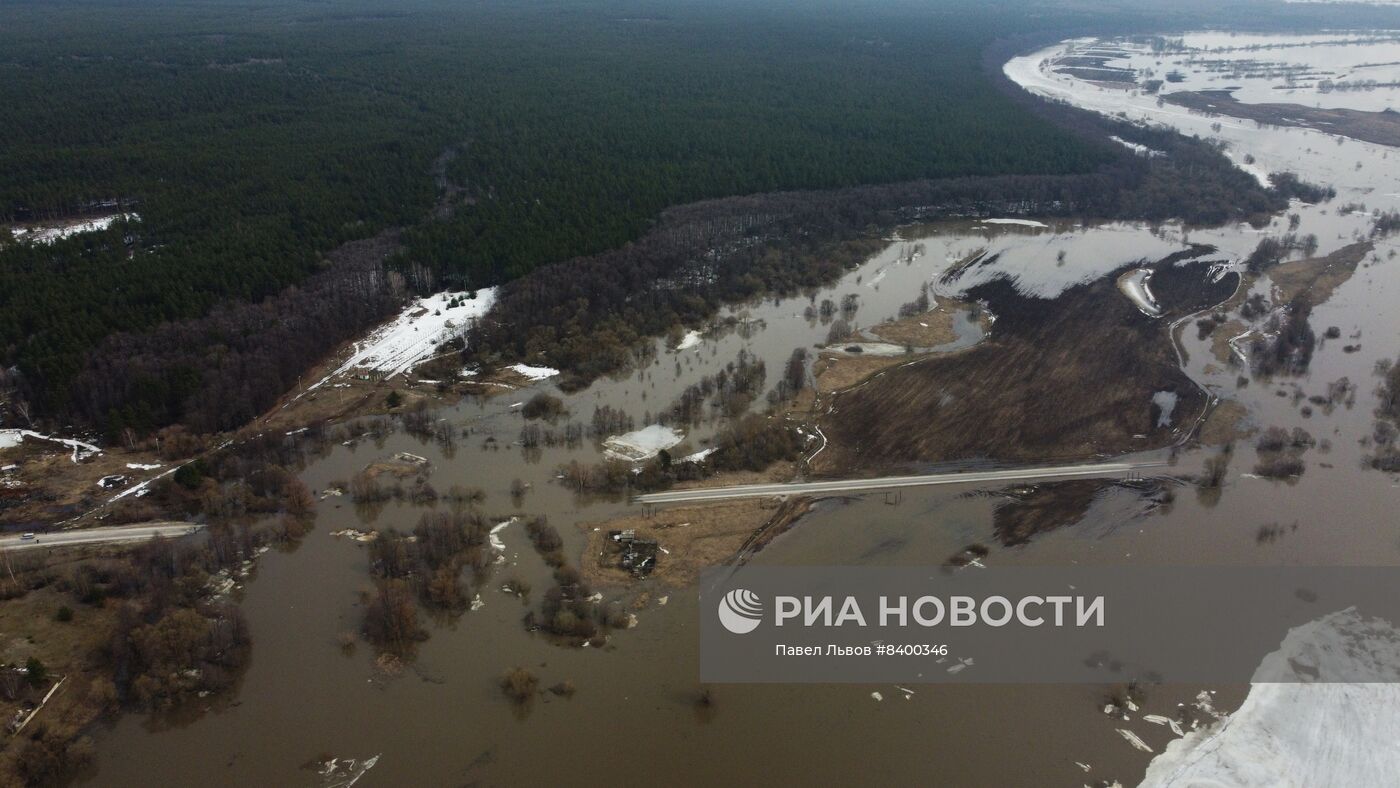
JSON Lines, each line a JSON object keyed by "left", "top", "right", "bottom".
{"left": 1141, "top": 608, "right": 1400, "bottom": 787}
{"left": 603, "top": 424, "right": 684, "bottom": 461}
{"left": 508, "top": 363, "right": 559, "bottom": 381}
{"left": 8, "top": 213, "right": 138, "bottom": 244}
{"left": 306, "top": 288, "right": 496, "bottom": 392}
{"left": 0, "top": 430, "right": 101, "bottom": 462}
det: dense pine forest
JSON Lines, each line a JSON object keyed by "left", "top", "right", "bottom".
{"left": 2, "top": 0, "right": 1389, "bottom": 433}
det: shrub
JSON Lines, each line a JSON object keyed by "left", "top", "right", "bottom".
{"left": 1254, "top": 455, "right": 1305, "bottom": 479}
{"left": 521, "top": 393, "right": 567, "bottom": 421}
{"left": 24, "top": 657, "right": 47, "bottom": 687}
{"left": 173, "top": 461, "right": 206, "bottom": 490}
{"left": 361, "top": 580, "right": 424, "bottom": 652}
{"left": 499, "top": 667, "right": 538, "bottom": 703}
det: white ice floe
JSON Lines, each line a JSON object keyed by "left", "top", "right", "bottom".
{"left": 508, "top": 363, "right": 560, "bottom": 381}
{"left": 8, "top": 213, "right": 139, "bottom": 244}
{"left": 675, "top": 330, "right": 703, "bottom": 351}
{"left": 0, "top": 430, "right": 101, "bottom": 463}
{"left": 1118, "top": 729, "right": 1154, "bottom": 753}
{"left": 318, "top": 754, "right": 380, "bottom": 788}
{"left": 1142, "top": 714, "right": 1185, "bottom": 737}
{"left": 330, "top": 528, "right": 377, "bottom": 543}
{"left": 983, "top": 218, "right": 1048, "bottom": 228}
{"left": 827, "top": 342, "right": 914, "bottom": 357}
{"left": 603, "top": 424, "right": 684, "bottom": 461}
{"left": 306, "top": 287, "right": 496, "bottom": 393}
{"left": 946, "top": 657, "right": 974, "bottom": 674}
{"left": 488, "top": 517, "right": 517, "bottom": 552}
{"left": 1141, "top": 608, "right": 1400, "bottom": 788}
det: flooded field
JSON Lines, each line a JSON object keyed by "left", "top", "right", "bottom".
{"left": 82, "top": 30, "right": 1400, "bottom": 787}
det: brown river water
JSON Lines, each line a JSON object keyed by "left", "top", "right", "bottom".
{"left": 84, "top": 31, "right": 1400, "bottom": 787}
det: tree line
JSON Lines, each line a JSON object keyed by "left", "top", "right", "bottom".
{"left": 466, "top": 110, "right": 1294, "bottom": 391}
{"left": 1, "top": 0, "right": 1110, "bottom": 430}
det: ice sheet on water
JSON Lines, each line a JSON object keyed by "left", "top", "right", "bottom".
{"left": 1141, "top": 609, "right": 1400, "bottom": 787}
{"left": 603, "top": 424, "right": 684, "bottom": 461}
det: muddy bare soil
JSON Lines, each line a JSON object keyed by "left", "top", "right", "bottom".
{"left": 1165, "top": 90, "right": 1400, "bottom": 148}
{"left": 818, "top": 250, "right": 1237, "bottom": 474}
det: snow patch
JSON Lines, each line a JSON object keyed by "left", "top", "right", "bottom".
{"left": 508, "top": 363, "right": 559, "bottom": 381}
{"left": 682, "top": 447, "right": 717, "bottom": 463}
{"left": 9, "top": 213, "right": 139, "bottom": 244}
{"left": 1152, "top": 391, "right": 1178, "bottom": 428}
{"left": 1108, "top": 136, "right": 1164, "bottom": 157}
{"left": 305, "top": 288, "right": 496, "bottom": 393}
{"left": 1118, "top": 268, "right": 1162, "bottom": 317}
{"left": 0, "top": 430, "right": 101, "bottom": 463}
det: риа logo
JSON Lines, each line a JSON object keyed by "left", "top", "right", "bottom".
{"left": 718, "top": 589, "right": 764, "bottom": 634}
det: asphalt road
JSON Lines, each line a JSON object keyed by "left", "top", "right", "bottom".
{"left": 633, "top": 461, "right": 1168, "bottom": 505}
{"left": 0, "top": 522, "right": 203, "bottom": 552}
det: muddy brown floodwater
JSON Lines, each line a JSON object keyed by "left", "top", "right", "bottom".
{"left": 86, "top": 30, "right": 1400, "bottom": 787}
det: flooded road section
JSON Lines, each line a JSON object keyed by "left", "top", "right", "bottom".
{"left": 88, "top": 32, "right": 1400, "bottom": 787}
